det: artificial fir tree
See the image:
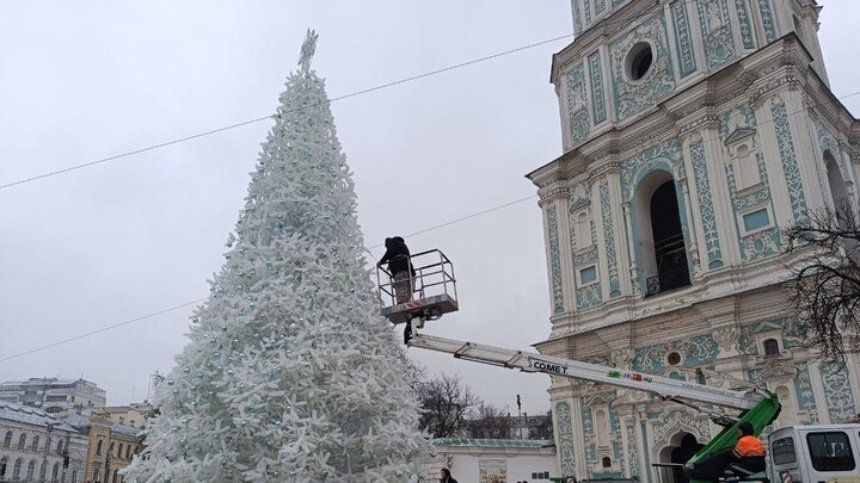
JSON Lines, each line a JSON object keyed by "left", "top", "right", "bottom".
{"left": 124, "top": 31, "right": 430, "bottom": 482}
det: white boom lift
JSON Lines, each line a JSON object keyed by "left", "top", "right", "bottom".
{"left": 408, "top": 332, "right": 763, "bottom": 417}
{"left": 376, "top": 250, "right": 781, "bottom": 483}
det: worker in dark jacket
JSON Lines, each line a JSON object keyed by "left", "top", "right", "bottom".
{"left": 440, "top": 468, "right": 458, "bottom": 483}
{"left": 377, "top": 236, "right": 414, "bottom": 304}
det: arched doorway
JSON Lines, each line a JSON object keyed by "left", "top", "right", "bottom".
{"left": 633, "top": 172, "right": 691, "bottom": 296}
{"left": 658, "top": 432, "right": 704, "bottom": 483}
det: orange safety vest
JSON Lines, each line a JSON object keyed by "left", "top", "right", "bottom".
{"left": 734, "top": 435, "right": 766, "bottom": 458}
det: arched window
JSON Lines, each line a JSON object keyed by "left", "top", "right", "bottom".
{"left": 56, "top": 439, "right": 64, "bottom": 455}
{"left": 18, "top": 433, "right": 26, "bottom": 450}
{"left": 39, "top": 460, "right": 47, "bottom": 480}
{"left": 0, "top": 457, "right": 7, "bottom": 478}
{"left": 12, "top": 458, "right": 22, "bottom": 480}
{"left": 575, "top": 211, "right": 592, "bottom": 249}
{"left": 52, "top": 462, "right": 60, "bottom": 482}
{"left": 125, "top": 445, "right": 131, "bottom": 459}
{"left": 602, "top": 456, "right": 612, "bottom": 468}
{"left": 109, "top": 441, "right": 115, "bottom": 456}
{"left": 118, "top": 443, "right": 124, "bottom": 459}
{"left": 635, "top": 173, "right": 691, "bottom": 296}
{"left": 763, "top": 338, "right": 780, "bottom": 356}
{"left": 31, "top": 435, "right": 39, "bottom": 452}
{"left": 96, "top": 438, "right": 104, "bottom": 456}
{"left": 113, "top": 468, "right": 120, "bottom": 483}
{"left": 26, "top": 460, "right": 35, "bottom": 480}
{"left": 732, "top": 144, "right": 761, "bottom": 190}
{"left": 71, "top": 468, "right": 78, "bottom": 483}
{"left": 3, "top": 430, "right": 11, "bottom": 447}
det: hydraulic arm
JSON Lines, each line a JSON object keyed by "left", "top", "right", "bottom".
{"left": 409, "top": 332, "right": 781, "bottom": 482}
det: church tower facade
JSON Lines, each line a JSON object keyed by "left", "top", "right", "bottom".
{"left": 527, "top": 0, "right": 860, "bottom": 480}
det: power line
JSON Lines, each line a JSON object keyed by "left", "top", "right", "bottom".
{"left": 4, "top": 32, "right": 860, "bottom": 362}
{"left": 0, "top": 299, "right": 206, "bottom": 363}
{"left": 368, "top": 194, "right": 538, "bottom": 250}
{"left": 3, "top": 88, "right": 859, "bottom": 363}
{"left": 0, "top": 193, "right": 538, "bottom": 363}
{"left": 0, "top": 33, "right": 574, "bottom": 192}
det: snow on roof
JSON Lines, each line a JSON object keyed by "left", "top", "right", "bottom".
{"left": 111, "top": 422, "right": 142, "bottom": 437}
{"left": 433, "top": 438, "right": 555, "bottom": 448}
{"left": 0, "top": 402, "right": 77, "bottom": 432}
{"left": 0, "top": 377, "right": 83, "bottom": 386}
{"left": 62, "top": 413, "right": 142, "bottom": 438}
{"left": 64, "top": 413, "right": 92, "bottom": 429}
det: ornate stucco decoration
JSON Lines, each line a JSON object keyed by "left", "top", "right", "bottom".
{"left": 569, "top": 181, "right": 592, "bottom": 210}
{"left": 759, "top": 362, "right": 800, "bottom": 383}
{"left": 651, "top": 408, "right": 712, "bottom": 449}
{"left": 609, "top": 15, "right": 676, "bottom": 121}
{"left": 712, "top": 326, "right": 740, "bottom": 356}
{"left": 700, "top": 368, "right": 757, "bottom": 391}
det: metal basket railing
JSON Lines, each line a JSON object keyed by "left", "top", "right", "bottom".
{"left": 376, "top": 248, "right": 458, "bottom": 318}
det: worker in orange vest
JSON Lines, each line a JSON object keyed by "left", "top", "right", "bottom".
{"left": 725, "top": 422, "right": 767, "bottom": 478}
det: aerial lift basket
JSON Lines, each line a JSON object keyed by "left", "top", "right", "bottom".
{"left": 376, "top": 249, "right": 459, "bottom": 324}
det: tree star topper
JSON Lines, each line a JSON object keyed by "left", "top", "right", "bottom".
{"left": 298, "top": 29, "right": 319, "bottom": 72}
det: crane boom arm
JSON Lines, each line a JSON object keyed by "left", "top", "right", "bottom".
{"left": 409, "top": 333, "right": 762, "bottom": 411}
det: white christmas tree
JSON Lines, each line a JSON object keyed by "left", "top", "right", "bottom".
{"left": 124, "top": 30, "right": 430, "bottom": 482}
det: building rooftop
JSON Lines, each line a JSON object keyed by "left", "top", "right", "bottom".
{"left": 433, "top": 438, "right": 555, "bottom": 448}
{"left": 63, "top": 412, "right": 142, "bottom": 438}
{"left": 0, "top": 401, "right": 77, "bottom": 432}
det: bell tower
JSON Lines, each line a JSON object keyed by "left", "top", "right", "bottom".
{"left": 529, "top": 1, "right": 860, "bottom": 480}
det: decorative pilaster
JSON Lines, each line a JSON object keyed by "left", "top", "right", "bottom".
{"left": 781, "top": 89, "right": 828, "bottom": 215}
{"left": 751, "top": 94, "right": 796, "bottom": 230}
{"left": 670, "top": 0, "right": 698, "bottom": 78}
{"left": 554, "top": 400, "right": 578, "bottom": 477}
{"left": 597, "top": 176, "right": 622, "bottom": 298}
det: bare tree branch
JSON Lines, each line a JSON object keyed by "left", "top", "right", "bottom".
{"left": 417, "top": 373, "right": 480, "bottom": 438}
{"left": 785, "top": 201, "right": 860, "bottom": 363}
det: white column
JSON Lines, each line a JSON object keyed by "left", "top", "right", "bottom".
{"left": 807, "top": 361, "right": 831, "bottom": 425}
{"left": 609, "top": 169, "right": 632, "bottom": 296}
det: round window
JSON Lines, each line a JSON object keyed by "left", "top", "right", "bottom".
{"left": 667, "top": 351, "right": 682, "bottom": 366}
{"left": 626, "top": 42, "right": 654, "bottom": 81}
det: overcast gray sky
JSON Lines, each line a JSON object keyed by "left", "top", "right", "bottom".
{"left": 1, "top": 1, "right": 858, "bottom": 416}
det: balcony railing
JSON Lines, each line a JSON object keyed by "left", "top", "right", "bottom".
{"left": 645, "top": 266, "right": 691, "bottom": 297}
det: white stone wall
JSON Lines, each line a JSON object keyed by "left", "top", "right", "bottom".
{"left": 420, "top": 444, "right": 559, "bottom": 483}
{"left": 532, "top": 1, "right": 860, "bottom": 481}
{"left": 0, "top": 420, "right": 87, "bottom": 483}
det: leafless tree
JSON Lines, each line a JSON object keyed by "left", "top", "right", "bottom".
{"left": 466, "top": 402, "right": 512, "bottom": 439}
{"left": 786, "top": 202, "right": 860, "bottom": 362}
{"left": 417, "top": 373, "right": 480, "bottom": 438}
{"left": 529, "top": 409, "right": 554, "bottom": 440}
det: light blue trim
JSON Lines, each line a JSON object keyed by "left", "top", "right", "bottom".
{"left": 742, "top": 208, "right": 770, "bottom": 232}
{"left": 580, "top": 265, "right": 598, "bottom": 284}
{"left": 690, "top": 139, "right": 724, "bottom": 269}
{"left": 671, "top": 1, "right": 697, "bottom": 77}
{"left": 588, "top": 52, "right": 607, "bottom": 124}
{"left": 547, "top": 207, "right": 565, "bottom": 315}
{"left": 599, "top": 180, "right": 621, "bottom": 296}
